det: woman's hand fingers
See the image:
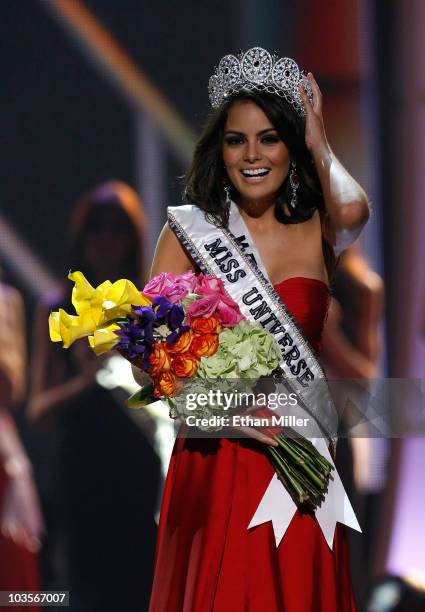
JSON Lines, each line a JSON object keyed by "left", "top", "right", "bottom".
{"left": 298, "top": 81, "right": 312, "bottom": 112}
{"left": 1, "top": 475, "right": 44, "bottom": 552}
{"left": 307, "top": 72, "right": 322, "bottom": 112}
{"left": 299, "top": 72, "right": 322, "bottom": 115}
{"left": 299, "top": 72, "right": 327, "bottom": 151}
{"left": 231, "top": 424, "right": 278, "bottom": 447}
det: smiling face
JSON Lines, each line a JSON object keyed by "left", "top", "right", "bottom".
{"left": 222, "top": 99, "right": 291, "bottom": 210}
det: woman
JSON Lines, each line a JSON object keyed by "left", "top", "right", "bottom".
{"left": 321, "top": 245, "right": 384, "bottom": 598}
{"left": 0, "top": 279, "right": 43, "bottom": 609}
{"left": 148, "top": 48, "right": 369, "bottom": 611}
{"left": 28, "top": 182, "right": 161, "bottom": 612}
{"left": 0, "top": 412, "right": 42, "bottom": 604}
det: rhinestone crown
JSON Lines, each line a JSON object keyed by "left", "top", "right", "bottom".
{"left": 208, "top": 47, "right": 313, "bottom": 118}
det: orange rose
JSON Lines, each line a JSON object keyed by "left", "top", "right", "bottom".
{"left": 172, "top": 354, "right": 199, "bottom": 378}
{"left": 148, "top": 342, "right": 171, "bottom": 375}
{"left": 167, "top": 330, "right": 193, "bottom": 354}
{"left": 191, "top": 316, "right": 220, "bottom": 334}
{"left": 153, "top": 371, "right": 176, "bottom": 397}
{"left": 190, "top": 333, "right": 219, "bottom": 358}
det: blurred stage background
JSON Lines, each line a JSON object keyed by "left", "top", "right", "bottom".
{"left": 0, "top": 1, "right": 424, "bottom": 611}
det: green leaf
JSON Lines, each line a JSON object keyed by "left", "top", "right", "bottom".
{"left": 126, "top": 384, "right": 155, "bottom": 409}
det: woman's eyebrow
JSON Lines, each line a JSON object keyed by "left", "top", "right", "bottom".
{"left": 224, "top": 128, "right": 277, "bottom": 136}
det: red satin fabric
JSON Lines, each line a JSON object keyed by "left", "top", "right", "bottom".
{"left": 149, "top": 278, "right": 356, "bottom": 612}
{"left": 0, "top": 464, "right": 41, "bottom": 611}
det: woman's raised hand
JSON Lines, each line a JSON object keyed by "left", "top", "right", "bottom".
{"left": 299, "top": 72, "right": 328, "bottom": 152}
{"left": 230, "top": 423, "right": 278, "bottom": 447}
{"left": 228, "top": 404, "right": 279, "bottom": 447}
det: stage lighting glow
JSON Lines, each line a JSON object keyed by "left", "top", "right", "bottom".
{"left": 366, "top": 579, "right": 402, "bottom": 611}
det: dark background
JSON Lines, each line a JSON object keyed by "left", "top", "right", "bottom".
{"left": 0, "top": 0, "right": 235, "bottom": 283}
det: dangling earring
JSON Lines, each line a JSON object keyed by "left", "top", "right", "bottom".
{"left": 289, "top": 161, "right": 299, "bottom": 209}
{"left": 223, "top": 182, "right": 232, "bottom": 206}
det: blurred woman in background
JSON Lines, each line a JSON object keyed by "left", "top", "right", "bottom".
{"left": 0, "top": 275, "right": 43, "bottom": 609}
{"left": 321, "top": 244, "right": 385, "bottom": 600}
{"left": 28, "top": 182, "right": 161, "bottom": 612}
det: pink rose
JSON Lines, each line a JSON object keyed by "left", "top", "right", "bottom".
{"left": 194, "top": 274, "right": 226, "bottom": 296}
{"left": 174, "top": 271, "right": 198, "bottom": 293}
{"left": 196, "top": 275, "right": 242, "bottom": 313}
{"left": 187, "top": 274, "right": 245, "bottom": 327}
{"left": 143, "top": 272, "right": 175, "bottom": 298}
{"left": 161, "top": 284, "right": 189, "bottom": 304}
{"left": 216, "top": 301, "right": 245, "bottom": 327}
{"left": 144, "top": 271, "right": 198, "bottom": 304}
{"left": 186, "top": 293, "right": 245, "bottom": 328}
{"left": 186, "top": 294, "right": 218, "bottom": 322}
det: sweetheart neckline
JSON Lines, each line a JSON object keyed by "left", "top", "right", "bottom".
{"left": 272, "top": 276, "right": 329, "bottom": 290}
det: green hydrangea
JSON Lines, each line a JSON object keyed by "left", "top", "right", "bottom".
{"left": 197, "top": 320, "right": 281, "bottom": 379}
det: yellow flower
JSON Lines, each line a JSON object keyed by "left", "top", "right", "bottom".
{"left": 48, "top": 308, "right": 97, "bottom": 348}
{"left": 48, "top": 311, "right": 61, "bottom": 342}
{"left": 69, "top": 271, "right": 101, "bottom": 314}
{"left": 101, "top": 278, "right": 151, "bottom": 318}
{"left": 69, "top": 271, "right": 150, "bottom": 323}
{"left": 49, "top": 271, "right": 151, "bottom": 348}
{"left": 88, "top": 323, "right": 120, "bottom": 355}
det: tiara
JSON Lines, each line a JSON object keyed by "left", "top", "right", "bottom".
{"left": 208, "top": 47, "right": 313, "bottom": 118}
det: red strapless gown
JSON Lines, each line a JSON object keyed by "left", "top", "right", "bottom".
{"left": 0, "top": 464, "right": 41, "bottom": 612}
{"left": 149, "top": 277, "right": 356, "bottom": 612}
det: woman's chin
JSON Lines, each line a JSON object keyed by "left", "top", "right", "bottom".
{"left": 236, "top": 189, "right": 279, "bottom": 208}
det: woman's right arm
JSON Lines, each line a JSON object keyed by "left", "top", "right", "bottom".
{"left": 149, "top": 222, "right": 194, "bottom": 279}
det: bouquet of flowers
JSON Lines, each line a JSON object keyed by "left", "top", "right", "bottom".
{"left": 49, "top": 270, "right": 333, "bottom": 511}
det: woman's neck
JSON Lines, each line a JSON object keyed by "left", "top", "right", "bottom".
{"left": 235, "top": 197, "right": 279, "bottom": 230}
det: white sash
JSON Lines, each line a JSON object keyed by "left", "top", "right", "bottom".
{"left": 167, "top": 203, "right": 361, "bottom": 548}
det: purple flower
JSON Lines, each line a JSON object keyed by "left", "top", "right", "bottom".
{"left": 166, "top": 324, "right": 190, "bottom": 346}
{"left": 152, "top": 296, "right": 172, "bottom": 318}
{"left": 132, "top": 305, "right": 155, "bottom": 342}
{"left": 115, "top": 317, "right": 153, "bottom": 368}
{"left": 152, "top": 297, "right": 185, "bottom": 330}
{"left": 168, "top": 304, "right": 185, "bottom": 329}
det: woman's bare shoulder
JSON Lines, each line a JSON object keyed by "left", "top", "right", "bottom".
{"left": 150, "top": 222, "right": 194, "bottom": 277}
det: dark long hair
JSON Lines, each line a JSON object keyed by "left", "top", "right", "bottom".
{"left": 68, "top": 181, "right": 146, "bottom": 286}
{"left": 184, "top": 90, "right": 336, "bottom": 274}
